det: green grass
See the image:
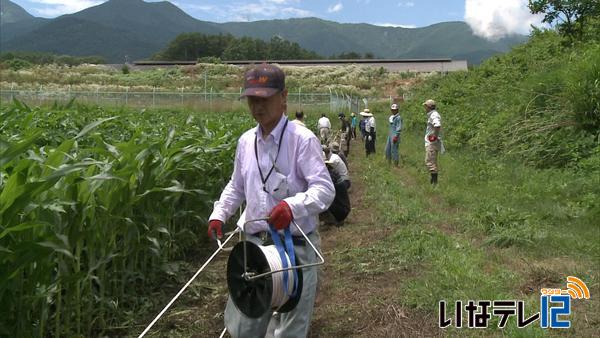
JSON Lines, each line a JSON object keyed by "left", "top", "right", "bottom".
{"left": 349, "top": 120, "right": 599, "bottom": 335}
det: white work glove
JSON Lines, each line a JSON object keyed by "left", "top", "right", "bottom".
{"left": 367, "top": 135, "right": 372, "bottom": 141}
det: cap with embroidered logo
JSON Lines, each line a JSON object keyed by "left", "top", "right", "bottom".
{"left": 241, "top": 63, "right": 285, "bottom": 98}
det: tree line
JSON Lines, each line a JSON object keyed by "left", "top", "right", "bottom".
{"left": 152, "top": 32, "right": 378, "bottom": 61}
{"left": 0, "top": 51, "right": 105, "bottom": 70}
{"left": 153, "top": 33, "right": 321, "bottom": 61}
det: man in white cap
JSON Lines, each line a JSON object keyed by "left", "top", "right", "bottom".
{"left": 385, "top": 103, "right": 402, "bottom": 166}
{"left": 423, "top": 99, "right": 442, "bottom": 185}
{"left": 207, "top": 63, "right": 334, "bottom": 337}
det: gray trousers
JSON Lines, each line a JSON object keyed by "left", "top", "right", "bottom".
{"left": 224, "top": 231, "right": 319, "bottom": 338}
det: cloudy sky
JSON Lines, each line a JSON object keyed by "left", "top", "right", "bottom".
{"left": 9, "top": 0, "right": 544, "bottom": 40}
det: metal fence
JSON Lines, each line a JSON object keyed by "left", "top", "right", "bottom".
{"left": 0, "top": 87, "right": 363, "bottom": 114}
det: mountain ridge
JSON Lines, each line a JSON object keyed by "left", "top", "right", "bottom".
{"left": 0, "top": 0, "right": 527, "bottom": 64}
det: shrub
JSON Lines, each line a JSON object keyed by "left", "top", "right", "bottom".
{"left": 6, "top": 58, "right": 32, "bottom": 71}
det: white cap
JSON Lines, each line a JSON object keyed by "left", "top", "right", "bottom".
{"left": 391, "top": 104, "right": 398, "bottom": 110}
{"left": 423, "top": 99, "right": 436, "bottom": 107}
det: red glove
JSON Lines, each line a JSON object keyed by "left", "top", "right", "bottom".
{"left": 427, "top": 134, "right": 438, "bottom": 142}
{"left": 207, "top": 220, "right": 223, "bottom": 240}
{"left": 393, "top": 135, "right": 399, "bottom": 143}
{"left": 269, "top": 201, "right": 293, "bottom": 230}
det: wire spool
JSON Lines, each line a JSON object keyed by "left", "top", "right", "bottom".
{"left": 227, "top": 241, "right": 303, "bottom": 318}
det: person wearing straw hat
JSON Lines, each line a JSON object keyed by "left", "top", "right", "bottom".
{"left": 360, "top": 108, "right": 376, "bottom": 156}
{"left": 385, "top": 103, "right": 403, "bottom": 166}
{"left": 317, "top": 113, "right": 331, "bottom": 144}
{"left": 207, "top": 63, "right": 335, "bottom": 338}
{"left": 423, "top": 99, "right": 442, "bottom": 185}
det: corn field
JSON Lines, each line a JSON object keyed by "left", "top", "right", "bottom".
{"left": 0, "top": 99, "right": 252, "bottom": 337}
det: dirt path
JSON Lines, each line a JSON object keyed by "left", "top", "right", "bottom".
{"left": 136, "top": 137, "right": 441, "bottom": 337}
{"left": 309, "top": 139, "right": 439, "bottom": 337}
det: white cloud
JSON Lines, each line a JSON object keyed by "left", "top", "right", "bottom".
{"left": 397, "top": 1, "right": 414, "bottom": 7}
{"left": 328, "top": 2, "right": 343, "bottom": 13}
{"left": 464, "top": 0, "right": 544, "bottom": 40}
{"left": 375, "top": 22, "right": 416, "bottom": 28}
{"left": 175, "top": 3, "right": 216, "bottom": 12}
{"left": 222, "top": 0, "right": 313, "bottom": 22}
{"left": 31, "top": 0, "right": 104, "bottom": 17}
{"left": 281, "top": 7, "right": 312, "bottom": 16}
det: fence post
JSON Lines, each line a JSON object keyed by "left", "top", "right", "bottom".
{"left": 96, "top": 87, "right": 99, "bottom": 105}
{"left": 181, "top": 87, "right": 184, "bottom": 105}
{"left": 10, "top": 83, "right": 14, "bottom": 101}
{"left": 328, "top": 87, "right": 333, "bottom": 113}
{"left": 125, "top": 87, "right": 129, "bottom": 106}
{"left": 153, "top": 87, "right": 156, "bottom": 108}
{"left": 210, "top": 87, "right": 213, "bottom": 111}
{"left": 204, "top": 71, "right": 208, "bottom": 101}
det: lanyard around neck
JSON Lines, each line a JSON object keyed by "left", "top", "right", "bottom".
{"left": 254, "top": 119, "right": 289, "bottom": 192}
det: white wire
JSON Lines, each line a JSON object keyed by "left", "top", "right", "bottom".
{"left": 258, "top": 245, "right": 295, "bottom": 309}
{"left": 138, "top": 229, "right": 239, "bottom": 338}
{"left": 217, "top": 244, "right": 296, "bottom": 338}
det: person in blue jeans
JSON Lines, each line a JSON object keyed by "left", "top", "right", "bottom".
{"left": 384, "top": 103, "right": 402, "bottom": 166}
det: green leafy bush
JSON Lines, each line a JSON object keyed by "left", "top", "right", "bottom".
{"left": 403, "top": 28, "right": 599, "bottom": 170}
{"left": 5, "top": 58, "right": 32, "bottom": 70}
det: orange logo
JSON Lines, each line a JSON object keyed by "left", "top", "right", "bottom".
{"left": 541, "top": 276, "right": 590, "bottom": 299}
{"left": 247, "top": 76, "right": 269, "bottom": 85}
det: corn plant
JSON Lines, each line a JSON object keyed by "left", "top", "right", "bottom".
{"left": 0, "top": 99, "right": 252, "bottom": 337}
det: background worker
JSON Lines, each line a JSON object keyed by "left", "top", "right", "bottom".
{"left": 362, "top": 108, "right": 376, "bottom": 157}
{"left": 292, "top": 110, "right": 306, "bottom": 127}
{"left": 322, "top": 145, "right": 351, "bottom": 226}
{"left": 323, "top": 145, "right": 350, "bottom": 190}
{"left": 350, "top": 112, "right": 357, "bottom": 139}
{"left": 317, "top": 113, "right": 331, "bottom": 144}
{"left": 359, "top": 112, "right": 367, "bottom": 140}
{"left": 338, "top": 112, "right": 351, "bottom": 157}
{"left": 423, "top": 99, "right": 443, "bottom": 185}
{"left": 207, "top": 63, "right": 334, "bottom": 337}
{"left": 384, "top": 103, "right": 402, "bottom": 166}
{"left": 329, "top": 141, "right": 348, "bottom": 169}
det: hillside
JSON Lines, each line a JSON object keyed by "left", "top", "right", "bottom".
{"left": 0, "top": 0, "right": 224, "bottom": 61}
{"left": 402, "top": 29, "right": 599, "bottom": 169}
{"left": 0, "top": 0, "right": 48, "bottom": 43}
{"left": 0, "top": 0, "right": 526, "bottom": 64}
{"left": 0, "top": 0, "right": 32, "bottom": 23}
{"left": 218, "top": 19, "right": 526, "bottom": 64}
